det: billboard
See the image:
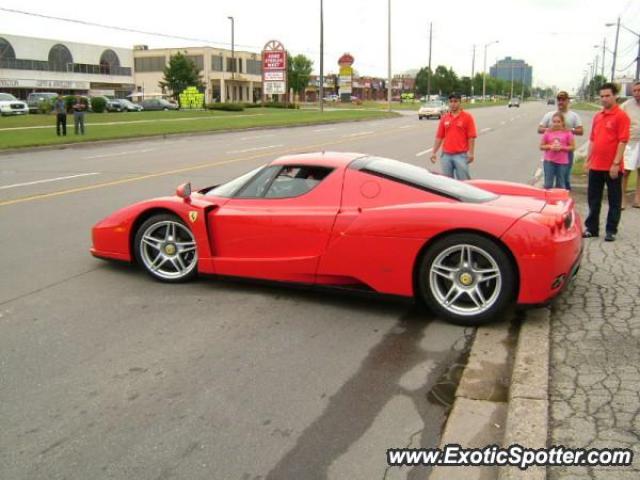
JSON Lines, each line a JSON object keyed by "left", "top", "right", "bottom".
{"left": 262, "top": 40, "right": 287, "bottom": 97}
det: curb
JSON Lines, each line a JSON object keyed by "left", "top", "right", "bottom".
{"left": 0, "top": 112, "right": 400, "bottom": 156}
{"left": 429, "top": 308, "right": 551, "bottom": 480}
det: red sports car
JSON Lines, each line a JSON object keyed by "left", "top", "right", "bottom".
{"left": 91, "top": 152, "right": 582, "bottom": 325}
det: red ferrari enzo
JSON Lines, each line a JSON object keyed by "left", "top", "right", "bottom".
{"left": 91, "top": 152, "right": 582, "bottom": 325}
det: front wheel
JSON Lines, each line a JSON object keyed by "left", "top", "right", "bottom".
{"left": 417, "top": 233, "right": 516, "bottom": 325}
{"left": 133, "top": 214, "right": 198, "bottom": 282}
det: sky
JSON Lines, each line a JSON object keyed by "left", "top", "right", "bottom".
{"left": 1, "top": 0, "right": 639, "bottom": 92}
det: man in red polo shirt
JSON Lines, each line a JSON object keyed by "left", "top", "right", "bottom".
{"left": 430, "top": 92, "right": 477, "bottom": 180}
{"left": 584, "top": 82, "right": 631, "bottom": 242}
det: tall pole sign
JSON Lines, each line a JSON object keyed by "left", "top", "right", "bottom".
{"left": 338, "top": 53, "right": 354, "bottom": 102}
{"left": 262, "top": 40, "right": 287, "bottom": 100}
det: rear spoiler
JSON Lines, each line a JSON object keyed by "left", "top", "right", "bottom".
{"left": 467, "top": 180, "right": 570, "bottom": 204}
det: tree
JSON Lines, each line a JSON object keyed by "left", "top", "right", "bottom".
{"left": 287, "top": 53, "right": 313, "bottom": 98}
{"left": 159, "top": 52, "right": 204, "bottom": 104}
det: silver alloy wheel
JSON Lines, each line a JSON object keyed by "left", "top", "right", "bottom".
{"left": 139, "top": 220, "right": 197, "bottom": 280}
{"left": 428, "top": 243, "right": 502, "bottom": 317}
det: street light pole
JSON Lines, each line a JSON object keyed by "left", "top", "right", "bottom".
{"left": 228, "top": 16, "right": 234, "bottom": 102}
{"left": 611, "top": 17, "right": 620, "bottom": 82}
{"left": 602, "top": 38, "right": 606, "bottom": 79}
{"left": 510, "top": 60, "right": 514, "bottom": 98}
{"left": 482, "top": 40, "right": 498, "bottom": 102}
{"left": 319, "top": 0, "right": 324, "bottom": 112}
{"left": 427, "top": 22, "right": 432, "bottom": 99}
{"left": 387, "top": 0, "right": 391, "bottom": 111}
{"left": 471, "top": 44, "right": 476, "bottom": 98}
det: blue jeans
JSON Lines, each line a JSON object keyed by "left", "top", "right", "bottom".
{"left": 441, "top": 153, "right": 471, "bottom": 180}
{"left": 563, "top": 151, "right": 573, "bottom": 190}
{"left": 543, "top": 161, "right": 569, "bottom": 189}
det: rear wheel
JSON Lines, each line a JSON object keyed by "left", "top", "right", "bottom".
{"left": 133, "top": 214, "right": 198, "bottom": 282}
{"left": 418, "top": 233, "right": 515, "bottom": 325}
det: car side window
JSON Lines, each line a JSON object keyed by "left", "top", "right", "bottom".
{"left": 235, "top": 166, "right": 280, "bottom": 198}
{"left": 264, "top": 166, "right": 333, "bottom": 199}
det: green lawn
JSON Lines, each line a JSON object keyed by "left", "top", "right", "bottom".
{"left": 571, "top": 102, "right": 600, "bottom": 111}
{"left": 318, "top": 100, "right": 509, "bottom": 111}
{"left": 0, "top": 108, "right": 398, "bottom": 149}
{"left": 572, "top": 155, "right": 638, "bottom": 190}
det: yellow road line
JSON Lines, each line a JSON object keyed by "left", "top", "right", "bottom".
{"left": 0, "top": 123, "right": 422, "bottom": 208}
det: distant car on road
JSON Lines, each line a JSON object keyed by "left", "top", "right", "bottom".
{"left": 91, "top": 152, "right": 583, "bottom": 326}
{"left": 508, "top": 98, "right": 520, "bottom": 108}
{"left": 418, "top": 100, "right": 448, "bottom": 120}
{"left": 0, "top": 93, "right": 29, "bottom": 116}
{"left": 27, "top": 92, "right": 57, "bottom": 113}
{"left": 141, "top": 98, "right": 179, "bottom": 111}
{"left": 547, "top": 98, "right": 555, "bottom": 105}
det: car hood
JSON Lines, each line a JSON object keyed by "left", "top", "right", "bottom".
{"left": 0, "top": 99, "right": 27, "bottom": 106}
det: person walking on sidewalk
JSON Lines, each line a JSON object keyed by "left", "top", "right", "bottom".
{"left": 621, "top": 81, "right": 640, "bottom": 209}
{"left": 53, "top": 93, "right": 67, "bottom": 137}
{"left": 583, "top": 83, "right": 631, "bottom": 242}
{"left": 537, "top": 91, "right": 583, "bottom": 190}
{"left": 72, "top": 95, "right": 87, "bottom": 135}
{"left": 540, "top": 112, "right": 575, "bottom": 189}
{"left": 430, "top": 92, "right": 477, "bottom": 180}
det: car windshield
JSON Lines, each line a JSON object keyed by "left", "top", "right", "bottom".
{"left": 351, "top": 156, "right": 498, "bottom": 203}
{"left": 205, "top": 166, "right": 266, "bottom": 197}
{"left": 0, "top": 93, "right": 17, "bottom": 101}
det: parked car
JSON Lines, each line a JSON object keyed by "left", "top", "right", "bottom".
{"left": 547, "top": 98, "right": 555, "bottom": 105}
{"left": 322, "top": 94, "right": 339, "bottom": 102}
{"left": 91, "top": 152, "right": 582, "bottom": 326}
{"left": 418, "top": 100, "right": 448, "bottom": 120}
{"left": 117, "top": 99, "right": 144, "bottom": 112}
{"left": 141, "top": 98, "right": 179, "bottom": 111}
{"left": 27, "top": 92, "right": 57, "bottom": 113}
{"left": 0, "top": 93, "right": 29, "bottom": 116}
{"left": 508, "top": 98, "right": 520, "bottom": 108}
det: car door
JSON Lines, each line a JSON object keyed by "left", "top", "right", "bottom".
{"left": 208, "top": 164, "right": 342, "bottom": 283}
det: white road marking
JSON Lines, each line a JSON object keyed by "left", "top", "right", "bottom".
{"left": 312, "top": 127, "right": 336, "bottom": 132}
{"left": 0, "top": 172, "right": 100, "bottom": 190}
{"left": 227, "top": 144, "right": 283, "bottom": 154}
{"left": 239, "top": 134, "right": 274, "bottom": 140}
{"left": 398, "top": 125, "right": 414, "bottom": 129}
{"left": 416, "top": 148, "right": 433, "bottom": 157}
{"left": 342, "top": 131, "right": 374, "bottom": 138}
{"left": 84, "top": 148, "right": 155, "bottom": 159}
{"left": 500, "top": 121, "right": 506, "bottom": 125}
{"left": 480, "top": 127, "right": 492, "bottom": 133}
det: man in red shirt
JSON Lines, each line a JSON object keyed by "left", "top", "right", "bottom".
{"left": 430, "top": 93, "right": 477, "bottom": 180}
{"left": 584, "top": 82, "right": 631, "bottom": 242}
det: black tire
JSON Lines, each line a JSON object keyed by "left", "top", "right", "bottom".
{"left": 133, "top": 213, "right": 198, "bottom": 283}
{"left": 417, "top": 233, "right": 516, "bottom": 326}
{"left": 419, "top": 115, "right": 423, "bottom": 120}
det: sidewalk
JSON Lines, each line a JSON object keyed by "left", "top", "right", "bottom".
{"left": 548, "top": 191, "right": 640, "bottom": 479}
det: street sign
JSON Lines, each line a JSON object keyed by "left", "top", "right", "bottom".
{"left": 262, "top": 40, "right": 287, "bottom": 98}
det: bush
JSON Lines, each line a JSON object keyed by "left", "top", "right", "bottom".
{"left": 38, "top": 99, "right": 53, "bottom": 114}
{"left": 206, "top": 103, "right": 245, "bottom": 112}
{"left": 90, "top": 96, "right": 107, "bottom": 113}
{"left": 65, "top": 96, "right": 89, "bottom": 113}
{"left": 242, "top": 102, "right": 263, "bottom": 108}
{"left": 265, "top": 102, "right": 299, "bottom": 109}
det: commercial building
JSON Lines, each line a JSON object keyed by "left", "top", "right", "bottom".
{"left": 490, "top": 57, "right": 533, "bottom": 88}
{"left": 0, "top": 33, "right": 134, "bottom": 99}
{"left": 133, "top": 45, "right": 262, "bottom": 103}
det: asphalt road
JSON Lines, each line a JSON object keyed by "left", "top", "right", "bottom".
{"left": 0, "top": 102, "right": 588, "bottom": 480}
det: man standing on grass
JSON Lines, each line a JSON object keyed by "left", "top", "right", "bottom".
{"left": 537, "top": 91, "right": 583, "bottom": 190}
{"left": 53, "top": 93, "right": 67, "bottom": 137}
{"left": 583, "top": 82, "right": 631, "bottom": 242}
{"left": 430, "top": 92, "right": 477, "bottom": 180}
{"left": 621, "top": 81, "right": 640, "bottom": 208}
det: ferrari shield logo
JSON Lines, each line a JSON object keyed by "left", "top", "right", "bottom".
{"left": 188, "top": 211, "right": 198, "bottom": 223}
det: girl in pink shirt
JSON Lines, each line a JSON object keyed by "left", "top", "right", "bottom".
{"left": 540, "top": 112, "right": 575, "bottom": 189}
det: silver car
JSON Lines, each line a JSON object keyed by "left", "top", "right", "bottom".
{"left": 418, "top": 100, "right": 448, "bottom": 120}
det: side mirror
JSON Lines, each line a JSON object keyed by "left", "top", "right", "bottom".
{"left": 176, "top": 182, "right": 192, "bottom": 199}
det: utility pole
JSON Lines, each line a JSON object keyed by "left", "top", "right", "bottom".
{"left": 319, "top": 0, "right": 324, "bottom": 112}
{"left": 471, "top": 44, "right": 476, "bottom": 98}
{"left": 228, "top": 16, "right": 235, "bottom": 102}
{"left": 611, "top": 17, "right": 620, "bottom": 82}
{"left": 482, "top": 40, "right": 499, "bottom": 101}
{"left": 602, "top": 38, "right": 606, "bottom": 79}
{"left": 427, "top": 22, "right": 432, "bottom": 99}
{"left": 594, "top": 54, "right": 599, "bottom": 85}
{"left": 387, "top": 0, "right": 391, "bottom": 111}
{"left": 510, "top": 60, "right": 514, "bottom": 98}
